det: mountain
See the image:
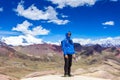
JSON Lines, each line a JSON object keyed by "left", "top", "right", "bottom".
{"left": 0, "top": 41, "right": 16, "bottom": 57}
{"left": 14, "top": 43, "right": 62, "bottom": 56}
{"left": 13, "top": 43, "right": 83, "bottom": 58}
{"left": 0, "top": 41, "right": 120, "bottom": 80}
{"left": 0, "top": 40, "right": 120, "bottom": 61}
{"left": 73, "top": 37, "right": 120, "bottom": 47}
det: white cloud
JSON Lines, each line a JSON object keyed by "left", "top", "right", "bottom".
{"left": 48, "top": 0, "right": 96, "bottom": 8}
{"left": 2, "top": 20, "right": 50, "bottom": 46}
{"left": 61, "top": 15, "right": 68, "bottom": 18}
{"left": 2, "top": 35, "right": 43, "bottom": 46}
{"left": 48, "top": 19, "right": 69, "bottom": 25}
{"left": 14, "top": 1, "right": 69, "bottom": 25}
{"left": 12, "top": 20, "right": 49, "bottom": 36}
{"left": 2, "top": 35, "right": 25, "bottom": 46}
{"left": 0, "top": 7, "right": 3, "bottom": 12}
{"left": 0, "top": 30, "right": 19, "bottom": 35}
{"left": 73, "top": 37, "right": 120, "bottom": 47}
{"left": 46, "top": 41, "right": 60, "bottom": 45}
{"left": 110, "top": 0, "right": 118, "bottom": 2}
{"left": 73, "top": 38, "right": 92, "bottom": 45}
{"left": 102, "top": 21, "right": 114, "bottom": 26}
{"left": 46, "top": 6, "right": 69, "bottom": 25}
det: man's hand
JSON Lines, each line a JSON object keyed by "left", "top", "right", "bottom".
{"left": 65, "top": 55, "right": 68, "bottom": 59}
{"left": 72, "top": 54, "right": 76, "bottom": 59}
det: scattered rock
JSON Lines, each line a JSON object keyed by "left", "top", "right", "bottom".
{"left": 103, "top": 59, "right": 120, "bottom": 70}
{"left": 74, "top": 59, "right": 120, "bottom": 79}
{"left": 24, "top": 70, "right": 57, "bottom": 78}
{"left": 82, "top": 70, "right": 115, "bottom": 79}
{"left": 73, "top": 68, "right": 88, "bottom": 75}
{"left": 0, "top": 74, "right": 18, "bottom": 80}
{"left": 89, "top": 64, "right": 119, "bottom": 74}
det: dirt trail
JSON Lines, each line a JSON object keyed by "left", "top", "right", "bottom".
{"left": 21, "top": 75, "right": 111, "bottom": 80}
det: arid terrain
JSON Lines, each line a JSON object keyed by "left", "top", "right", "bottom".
{"left": 0, "top": 41, "right": 120, "bottom": 80}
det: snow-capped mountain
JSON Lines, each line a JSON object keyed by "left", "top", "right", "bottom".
{"left": 73, "top": 37, "right": 120, "bottom": 47}
{"left": 1, "top": 36, "right": 120, "bottom": 47}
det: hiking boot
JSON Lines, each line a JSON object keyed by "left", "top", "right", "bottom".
{"left": 63, "top": 74, "right": 68, "bottom": 77}
{"left": 68, "top": 74, "right": 73, "bottom": 77}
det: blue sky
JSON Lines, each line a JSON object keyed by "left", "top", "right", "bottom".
{"left": 0, "top": 0, "right": 120, "bottom": 45}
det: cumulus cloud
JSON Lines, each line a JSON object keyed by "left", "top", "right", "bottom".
{"left": 2, "top": 20, "right": 50, "bottom": 46}
{"left": 2, "top": 35, "right": 25, "bottom": 46}
{"left": 12, "top": 20, "right": 49, "bottom": 36}
{"left": 48, "top": 0, "right": 96, "bottom": 8}
{"left": 2, "top": 35, "right": 43, "bottom": 46}
{"left": 0, "top": 7, "right": 3, "bottom": 12}
{"left": 102, "top": 21, "right": 114, "bottom": 26}
{"left": 73, "top": 37, "right": 120, "bottom": 47}
{"left": 14, "top": 1, "right": 69, "bottom": 25}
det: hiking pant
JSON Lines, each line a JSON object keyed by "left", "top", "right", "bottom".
{"left": 64, "top": 54, "right": 72, "bottom": 75}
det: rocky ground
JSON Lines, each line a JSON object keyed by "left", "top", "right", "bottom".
{"left": 19, "top": 58, "right": 120, "bottom": 80}
{"left": 0, "top": 41, "right": 120, "bottom": 80}
{"left": 21, "top": 75, "right": 111, "bottom": 80}
{"left": 0, "top": 74, "right": 18, "bottom": 80}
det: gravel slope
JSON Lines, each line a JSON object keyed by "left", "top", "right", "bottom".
{"left": 21, "top": 75, "right": 111, "bottom": 80}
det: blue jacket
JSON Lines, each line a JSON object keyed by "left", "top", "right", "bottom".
{"left": 61, "top": 34, "right": 75, "bottom": 55}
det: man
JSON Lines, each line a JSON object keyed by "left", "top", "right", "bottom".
{"left": 61, "top": 31, "right": 75, "bottom": 77}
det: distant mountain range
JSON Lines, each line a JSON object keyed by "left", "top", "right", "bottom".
{"left": 0, "top": 41, "right": 63, "bottom": 61}
{"left": 73, "top": 37, "right": 120, "bottom": 47}
{"left": 0, "top": 41, "right": 120, "bottom": 80}
{"left": 0, "top": 41, "right": 120, "bottom": 59}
